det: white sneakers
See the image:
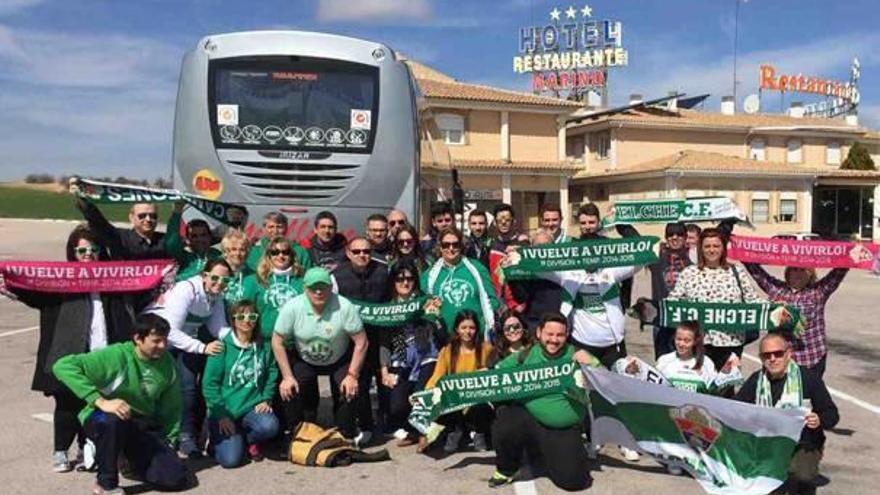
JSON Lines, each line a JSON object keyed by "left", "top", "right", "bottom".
{"left": 619, "top": 445, "right": 640, "bottom": 462}
{"left": 52, "top": 450, "right": 71, "bottom": 473}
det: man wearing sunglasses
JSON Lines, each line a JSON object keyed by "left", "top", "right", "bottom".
{"left": 307, "top": 211, "right": 347, "bottom": 271}
{"left": 73, "top": 178, "right": 166, "bottom": 262}
{"left": 386, "top": 209, "right": 409, "bottom": 239}
{"left": 646, "top": 222, "right": 692, "bottom": 358}
{"left": 272, "top": 267, "right": 369, "bottom": 442}
{"left": 736, "top": 333, "right": 838, "bottom": 495}
{"left": 331, "top": 237, "right": 390, "bottom": 441}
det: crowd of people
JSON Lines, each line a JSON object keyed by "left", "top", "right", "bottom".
{"left": 0, "top": 193, "right": 844, "bottom": 495}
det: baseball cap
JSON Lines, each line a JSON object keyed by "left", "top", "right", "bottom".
{"left": 303, "top": 267, "right": 332, "bottom": 288}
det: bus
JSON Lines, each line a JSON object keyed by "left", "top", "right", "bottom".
{"left": 172, "top": 30, "right": 430, "bottom": 241}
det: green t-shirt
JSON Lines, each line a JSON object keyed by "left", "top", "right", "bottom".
{"left": 241, "top": 272, "right": 304, "bottom": 339}
{"left": 52, "top": 342, "right": 182, "bottom": 443}
{"left": 273, "top": 293, "right": 363, "bottom": 366}
{"left": 497, "top": 344, "right": 586, "bottom": 429}
{"left": 164, "top": 211, "right": 223, "bottom": 281}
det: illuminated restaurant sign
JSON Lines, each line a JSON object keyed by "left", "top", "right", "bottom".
{"left": 512, "top": 4, "right": 628, "bottom": 93}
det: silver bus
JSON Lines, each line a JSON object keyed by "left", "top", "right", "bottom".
{"left": 172, "top": 30, "right": 423, "bottom": 240}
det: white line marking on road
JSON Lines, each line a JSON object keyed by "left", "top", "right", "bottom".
{"left": 514, "top": 464, "right": 539, "bottom": 495}
{"left": 743, "top": 353, "right": 880, "bottom": 415}
{"left": 0, "top": 326, "right": 38, "bottom": 338}
{"left": 31, "top": 413, "right": 53, "bottom": 423}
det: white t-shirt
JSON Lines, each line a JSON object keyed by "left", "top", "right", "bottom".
{"left": 88, "top": 293, "right": 108, "bottom": 351}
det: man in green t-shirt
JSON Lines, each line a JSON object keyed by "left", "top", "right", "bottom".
{"left": 489, "top": 312, "right": 597, "bottom": 491}
{"left": 52, "top": 313, "right": 188, "bottom": 495}
{"left": 271, "top": 267, "right": 368, "bottom": 441}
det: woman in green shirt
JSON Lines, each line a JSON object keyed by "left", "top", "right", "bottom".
{"left": 241, "top": 237, "right": 304, "bottom": 339}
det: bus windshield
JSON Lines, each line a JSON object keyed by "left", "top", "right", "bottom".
{"left": 209, "top": 56, "right": 378, "bottom": 153}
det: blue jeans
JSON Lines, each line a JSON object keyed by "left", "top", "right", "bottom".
{"left": 209, "top": 410, "right": 279, "bottom": 468}
{"left": 173, "top": 350, "right": 206, "bottom": 450}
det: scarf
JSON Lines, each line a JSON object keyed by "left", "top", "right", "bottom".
{"left": 502, "top": 237, "right": 660, "bottom": 280}
{"left": 427, "top": 257, "right": 495, "bottom": 334}
{"left": 0, "top": 259, "right": 174, "bottom": 293}
{"left": 602, "top": 197, "right": 748, "bottom": 228}
{"left": 756, "top": 360, "right": 803, "bottom": 409}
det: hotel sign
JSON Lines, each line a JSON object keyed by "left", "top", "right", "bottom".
{"left": 512, "top": 4, "right": 628, "bottom": 93}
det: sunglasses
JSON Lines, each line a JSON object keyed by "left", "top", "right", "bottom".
{"left": 397, "top": 238, "right": 415, "bottom": 246}
{"left": 503, "top": 323, "right": 524, "bottom": 333}
{"left": 350, "top": 249, "right": 371, "bottom": 255}
{"left": 395, "top": 276, "right": 415, "bottom": 283}
{"left": 136, "top": 212, "right": 158, "bottom": 220}
{"left": 269, "top": 248, "right": 291, "bottom": 256}
{"left": 207, "top": 274, "right": 232, "bottom": 284}
{"left": 440, "top": 242, "right": 460, "bottom": 250}
{"left": 760, "top": 349, "right": 786, "bottom": 360}
{"left": 75, "top": 245, "right": 99, "bottom": 255}
{"left": 389, "top": 220, "right": 405, "bottom": 226}
{"left": 233, "top": 313, "right": 258, "bottom": 322}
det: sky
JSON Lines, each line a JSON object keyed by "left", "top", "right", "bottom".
{"left": 0, "top": 0, "right": 878, "bottom": 181}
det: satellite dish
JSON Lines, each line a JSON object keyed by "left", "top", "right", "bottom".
{"left": 743, "top": 94, "right": 760, "bottom": 114}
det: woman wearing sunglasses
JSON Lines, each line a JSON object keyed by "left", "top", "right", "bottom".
{"left": 241, "top": 237, "right": 305, "bottom": 340}
{"left": 421, "top": 227, "right": 500, "bottom": 339}
{"left": 488, "top": 309, "right": 533, "bottom": 368}
{"left": 0, "top": 225, "right": 138, "bottom": 473}
{"left": 202, "top": 300, "right": 279, "bottom": 467}
{"left": 391, "top": 223, "right": 429, "bottom": 272}
{"left": 144, "top": 258, "right": 231, "bottom": 457}
{"left": 379, "top": 261, "right": 445, "bottom": 450}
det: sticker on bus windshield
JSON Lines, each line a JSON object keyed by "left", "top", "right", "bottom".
{"left": 326, "top": 128, "right": 345, "bottom": 145}
{"left": 217, "top": 104, "right": 239, "bottom": 126}
{"left": 242, "top": 125, "right": 263, "bottom": 144}
{"left": 346, "top": 129, "right": 367, "bottom": 146}
{"left": 351, "top": 109, "right": 371, "bottom": 130}
{"left": 305, "top": 127, "right": 325, "bottom": 145}
{"left": 263, "top": 126, "right": 283, "bottom": 144}
{"left": 220, "top": 125, "right": 241, "bottom": 143}
{"left": 283, "top": 126, "right": 304, "bottom": 144}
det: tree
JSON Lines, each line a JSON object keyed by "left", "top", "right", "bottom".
{"left": 841, "top": 142, "right": 876, "bottom": 171}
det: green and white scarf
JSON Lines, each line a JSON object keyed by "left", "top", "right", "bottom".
{"left": 502, "top": 238, "right": 659, "bottom": 281}
{"left": 73, "top": 177, "right": 248, "bottom": 226}
{"left": 427, "top": 257, "right": 494, "bottom": 332}
{"left": 756, "top": 361, "right": 803, "bottom": 410}
{"left": 659, "top": 300, "right": 805, "bottom": 336}
{"left": 602, "top": 197, "right": 749, "bottom": 228}
{"left": 352, "top": 296, "right": 432, "bottom": 327}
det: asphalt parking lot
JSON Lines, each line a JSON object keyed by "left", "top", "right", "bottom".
{"left": 0, "top": 218, "right": 877, "bottom": 495}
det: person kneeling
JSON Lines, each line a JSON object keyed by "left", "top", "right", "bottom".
{"left": 52, "top": 314, "right": 189, "bottom": 495}
{"left": 490, "top": 312, "right": 598, "bottom": 491}
{"left": 735, "top": 333, "right": 839, "bottom": 495}
{"left": 202, "top": 300, "right": 279, "bottom": 468}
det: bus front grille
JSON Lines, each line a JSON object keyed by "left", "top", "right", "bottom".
{"left": 225, "top": 160, "right": 358, "bottom": 202}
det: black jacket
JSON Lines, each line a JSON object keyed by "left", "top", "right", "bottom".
{"left": 509, "top": 278, "right": 562, "bottom": 332}
{"left": 648, "top": 245, "right": 692, "bottom": 302}
{"left": 735, "top": 366, "right": 839, "bottom": 450}
{"left": 370, "top": 239, "right": 394, "bottom": 266}
{"left": 11, "top": 288, "right": 136, "bottom": 394}
{"left": 464, "top": 234, "right": 491, "bottom": 267}
{"left": 77, "top": 199, "right": 166, "bottom": 260}
{"left": 308, "top": 233, "right": 348, "bottom": 271}
{"left": 332, "top": 260, "right": 390, "bottom": 303}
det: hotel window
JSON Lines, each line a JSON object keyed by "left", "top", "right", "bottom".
{"left": 567, "top": 135, "right": 585, "bottom": 160}
{"left": 751, "top": 199, "right": 769, "bottom": 223}
{"left": 749, "top": 138, "right": 766, "bottom": 161}
{"left": 779, "top": 199, "right": 797, "bottom": 223}
{"left": 592, "top": 132, "right": 610, "bottom": 159}
{"left": 826, "top": 141, "right": 841, "bottom": 165}
{"left": 787, "top": 139, "right": 803, "bottom": 163}
{"left": 436, "top": 113, "right": 465, "bottom": 145}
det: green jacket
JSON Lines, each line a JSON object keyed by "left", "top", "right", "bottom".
{"left": 497, "top": 344, "right": 587, "bottom": 429}
{"left": 245, "top": 237, "right": 312, "bottom": 273}
{"left": 241, "top": 271, "right": 304, "bottom": 339}
{"left": 223, "top": 266, "right": 255, "bottom": 307}
{"left": 164, "top": 211, "right": 223, "bottom": 281}
{"left": 420, "top": 257, "right": 500, "bottom": 336}
{"left": 202, "top": 331, "right": 278, "bottom": 420}
{"left": 52, "top": 342, "right": 182, "bottom": 443}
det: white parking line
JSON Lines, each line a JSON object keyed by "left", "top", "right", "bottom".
{"left": 31, "top": 413, "right": 53, "bottom": 423}
{"left": 0, "top": 326, "right": 38, "bottom": 338}
{"left": 514, "top": 480, "right": 539, "bottom": 495}
{"left": 742, "top": 353, "right": 880, "bottom": 415}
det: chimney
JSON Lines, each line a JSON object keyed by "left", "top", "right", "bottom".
{"left": 629, "top": 94, "right": 643, "bottom": 105}
{"left": 846, "top": 112, "right": 859, "bottom": 126}
{"left": 667, "top": 91, "right": 678, "bottom": 112}
{"left": 789, "top": 102, "right": 804, "bottom": 118}
{"left": 721, "top": 96, "right": 735, "bottom": 115}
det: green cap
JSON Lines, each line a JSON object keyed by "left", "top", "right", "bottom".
{"left": 303, "top": 267, "right": 332, "bottom": 288}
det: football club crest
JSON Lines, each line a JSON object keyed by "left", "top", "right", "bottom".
{"left": 670, "top": 404, "right": 722, "bottom": 452}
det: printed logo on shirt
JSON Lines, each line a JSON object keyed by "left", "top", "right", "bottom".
{"left": 439, "top": 278, "right": 475, "bottom": 308}
{"left": 229, "top": 357, "right": 262, "bottom": 388}
{"left": 264, "top": 282, "right": 300, "bottom": 309}
{"left": 300, "top": 338, "right": 333, "bottom": 364}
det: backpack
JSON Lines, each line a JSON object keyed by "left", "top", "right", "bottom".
{"left": 288, "top": 422, "right": 390, "bottom": 467}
